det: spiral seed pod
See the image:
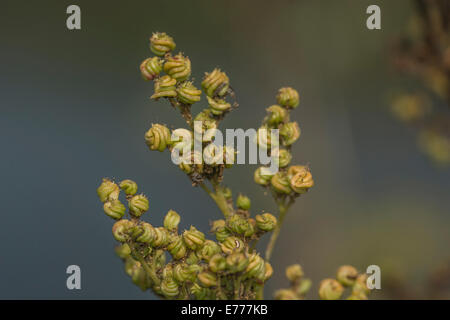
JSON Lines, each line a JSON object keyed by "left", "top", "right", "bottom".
{"left": 140, "top": 57, "right": 162, "bottom": 80}
{"left": 167, "top": 235, "right": 187, "bottom": 260}
{"left": 226, "top": 252, "right": 249, "bottom": 273}
{"left": 190, "top": 283, "right": 210, "bottom": 300}
{"left": 264, "top": 262, "right": 274, "bottom": 281}
{"left": 277, "top": 149, "right": 292, "bottom": 168}
{"left": 198, "top": 240, "right": 221, "bottom": 262}
{"left": 163, "top": 53, "right": 191, "bottom": 81}
{"left": 255, "top": 213, "right": 277, "bottom": 232}
{"left": 145, "top": 123, "right": 171, "bottom": 152}
{"left": 227, "top": 214, "right": 254, "bottom": 237}
{"left": 194, "top": 110, "right": 218, "bottom": 142}
{"left": 164, "top": 209, "right": 181, "bottom": 231}
{"left": 257, "top": 126, "right": 279, "bottom": 150}
{"left": 103, "top": 200, "right": 126, "bottom": 220}
{"left": 131, "top": 264, "right": 152, "bottom": 291}
{"left": 198, "top": 271, "right": 218, "bottom": 287}
{"left": 211, "top": 219, "right": 226, "bottom": 232}
{"left": 276, "top": 87, "right": 299, "bottom": 109}
{"left": 286, "top": 264, "right": 304, "bottom": 283}
{"left": 220, "top": 236, "right": 244, "bottom": 254}
{"left": 119, "top": 179, "right": 138, "bottom": 196}
{"left": 318, "top": 279, "right": 344, "bottom": 300}
{"left": 135, "top": 222, "right": 156, "bottom": 244}
{"left": 236, "top": 194, "right": 251, "bottom": 210}
{"left": 209, "top": 254, "right": 226, "bottom": 273}
{"left": 161, "top": 277, "right": 179, "bottom": 298}
{"left": 177, "top": 81, "right": 201, "bottom": 104}
{"left": 222, "top": 146, "right": 235, "bottom": 169}
{"left": 202, "top": 69, "right": 229, "bottom": 97}
{"left": 265, "top": 105, "right": 289, "bottom": 126}
{"left": 271, "top": 172, "right": 291, "bottom": 194}
{"left": 280, "top": 122, "right": 301, "bottom": 146}
{"left": 296, "top": 278, "right": 312, "bottom": 296}
{"left": 112, "top": 219, "right": 132, "bottom": 242}
{"left": 245, "top": 253, "right": 266, "bottom": 280}
{"left": 150, "top": 32, "right": 176, "bottom": 56}
{"left": 97, "top": 178, "right": 120, "bottom": 203}
{"left": 254, "top": 167, "right": 274, "bottom": 186}
{"left": 173, "top": 263, "right": 198, "bottom": 283}
{"left": 274, "top": 289, "right": 299, "bottom": 300}
{"left": 186, "top": 251, "right": 200, "bottom": 265}
{"left": 151, "top": 227, "right": 170, "bottom": 247}
{"left": 288, "top": 165, "right": 314, "bottom": 194}
{"left": 336, "top": 265, "right": 358, "bottom": 287}
{"left": 128, "top": 194, "right": 149, "bottom": 217}
{"left": 115, "top": 243, "right": 131, "bottom": 259}
{"left": 207, "top": 96, "right": 231, "bottom": 115}
{"left": 214, "top": 226, "right": 232, "bottom": 242}
{"left": 183, "top": 226, "right": 205, "bottom": 250}
{"left": 151, "top": 75, "right": 177, "bottom": 100}
{"left": 352, "top": 274, "right": 370, "bottom": 296}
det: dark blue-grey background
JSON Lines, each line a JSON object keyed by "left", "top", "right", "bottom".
{"left": 1, "top": 0, "right": 449, "bottom": 299}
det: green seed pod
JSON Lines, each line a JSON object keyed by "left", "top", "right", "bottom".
{"left": 277, "top": 149, "right": 292, "bottom": 168}
{"left": 202, "top": 69, "right": 229, "bottom": 97}
{"left": 198, "top": 240, "right": 221, "bottom": 261}
{"left": 97, "top": 178, "right": 120, "bottom": 203}
{"left": 254, "top": 167, "right": 274, "bottom": 186}
{"left": 151, "top": 227, "right": 170, "bottom": 247}
{"left": 163, "top": 53, "right": 191, "bottom": 81}
{"left": 140, "top": 56, "right": 162, "bottom": 80}
{"left": 209, "top": 254, "right": 226, "bottom": 273}
{"left": 171, "top": 128, "right": 193, "bottom": 155}
{"left": 167, "top": 235, "right": 187, "bottom": 260}
{"left": 271, "top": 172, "right": 291, "bottom": 194}
{"left": 288, "top": 165, "right": 314, "bottom": 194}
{"left": 103, "top": 200, "right": 126, "bottom": 220}
{"left": 215, "top": 226, "right": 232, "bottom": 242}
{"left": 190, "top": 283, "right": 210, "bottom": 300}
{"left": 164, "top": 209, "right": 181, "bottom": 231}
{"left": 145, "top": 123, "right": 171, "bottom": 152}
{"left": 227, "top": 214, "right": 254, "bottom": 237}
{"left": 264, "top": 262, "right": 274, "bottom": 281}
{"left": 236, "top": 194, "right": 251, "bottom": 210}
{"left": 207, "top": 96, "right": 231, "bottom": 115}
{"left": 274, "top": 289, "right": 299, "bottom": 300}
{"left": 296, "top": 278, "right": 312, "bottom": 296}
{"left": 194, "top": 109, "right": 218, "bottom": 142}
{"left": 197, "top": 271, "right": 217, "bottom": 287}
{"left": 112, "top": 219, "right": 132, "bottom": 242}
{"left": 336, "top": 265, "right": 358, "bottom": 287}
{"left": 211, "top": 219, "right": 226, "bottom": 232}
{"left": 135, "top": 222, "right": 156, "bottom": 243}
{"left": 119, "top": 179, "right": 138, "bottom": 196}
{"left": 286, "top": 264, "right": 304, "bottom": 282}
{"left": 186, "top": 251, "right": 200, "bottom": 265}
{"left": 352, "top": 274, "right": 370, "bottom": 296}
{"left": 256, "top": 126, "right": 279, "bottom": 150}
{"left": 151, "top": 75, "right": 177, "bottom": 100}
{"left": 276, "top": 87, "right": 299, "bottom": 109}
{"left": 173, "top": 263, "right": 198, "bottom": 283}
{"left": 255, "top": 213, "right": 277, "bottom": 232}
{"left": 183, "top": 226, "right": 205, "bottom": 250}
{"left": 318, "top": 279, "right": 344, "bottom": 300}
{"left": 153, "top": 249, "right": 166, "bottom": 269}
{"left": 226, "top": 252, "right": 249, "bottom": 273}
{"left": 115, "top": 243, "right": 131, "bottom": 259}
{"left": 128, "top": 194, "right": 149, "bottom": 217}
{"left": 161, "top": 277, "right": 179, "bottom": 299}
{"left": 150, "top": 32, "right": 176, "bottom": 56}
{"left": 280, "top": 122, "right": 301, "bottom": 146}
{"left": 265, "top": 105, "right": 288, "bottom": 126}
{"left": 245, "top": 253, "right": 266, "bottom": 280}
{"left": 222, "top": 146, "right": 235, "bottom": 169}
{"left": 162, "top": 264, "right": 174, "bottom": 279}
{"left": 177, "top": 81, "right": 201, "bottom": 104}
{"left": 131, "top": 263, "right": 152, "bottom": 291}
{"left": 220, "top": 236, "right": 244, "bottom": 255}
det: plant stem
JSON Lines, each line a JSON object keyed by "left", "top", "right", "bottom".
{"left": 129, "top": 243, "right": 161, "bottom": 286}
{"left": 199, "top": 182, "right": 233, "bottom": 218}
{"left": 233, "top": 276, "right": 241, "bottom": 299}
{"left": 265, "top": 198, "right": 295, "bottom": 261}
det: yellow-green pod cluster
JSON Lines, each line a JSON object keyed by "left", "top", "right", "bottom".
{"left": 276, "top": 87, "right": 299, "bottom": 109}
{"left": 277, "top": 149, "right": 292, "bottom": 168}
{"left": 271, "top": 171, "right": 291, "bottom": 194}
{"left": 197, "top": 271, "right": 217, "bottom": 287}
{"left": 112, "top": 219, "right": 132, "bottom": 242}
{"left": 209, "top": 254, "right": 226, "bottom": 273}
{"left": 150, "top": 32, "right": 176, "bottom": 56}
{"left": 145, "top": 123, "right": 171, "bottom": 152}
{"left": 220, "top": 236, "right": 244, "bottom": 254}
{"left": 287, "top": 165, "right": 314, "bottom": 194}
{"left": 198, "top": 240, "right": 221, "bottom": 261}
{"left": 167, "top": 235, "right": 187, "bottom": 260}
{"left": 131, "top": 263, "right": 152, "bottom": 291}
{"left": 151, "top": 75, "right": 177, "bottom": 100}
{"left": 236, "top": 194, "right": 251, "bottom": 210}
{"left": 255, "top": 213, "right": 277, "bottom": 232}
{"left": 183, "top": 226, "right": 205, "bottom": 250}
{"left": 140, "top": 57, "right": 162, "bottom": 80}
{"left": 336, "top": 265, "right": 358, "bottom": 287}
{"left": 119, "top": 179, "right": 138, "bottom": 196}
{"left": 194, "top": 109, "right": 218, "bottom": 142}
{"left": 163, "top": 53, "right": 191, "bottom": 81}
{"left": 207, "top": 96, "right": 231, "bottom": 115}
{"left": 318, "top": 278, "right": 344, "bottom": 300}
{"left": 115, "top": 243, "right": 131, "bottom": 259}
{"left": 103, "top": 199, "right": 126, "bottom": 220}
{"left": 202, "top": 69, "right": 229, "bottom": 97}
{"left": 265, "top": 105, "right": 288, "bottom": 126}
{"left": 226, "top": 252, "right": 249, "bottom": 273}
{"left": 97, "top": 179, "right": 120, "bottom": 203}
{"left": 280, "top": 122, "right": 301, "bottom": 146}
{"left": 177, "top": 81, "right": 201, "bottom": 104}
{"left": 285, "top": 264, "right": 304, "bottom": 282}
{"left": 227, "top": 214, "right": 254, "bottom": 237}
{"left": 245, "top": 253, "right": 266, "bottom": 280}
{"left": 151, "top": 227, "right": 170, "bottom": 247}
{"left": 254, "top": 167, "right": 274, "bottom": 186}
{"left": 135, "top": 222, "right": 156, "bottom": 244}
{"left": 128, "top": 194, "right": 149, "bottom": 217}
{"left": 161, "top": 277, "right": 179, "bottom": 298}
{"left": 164, "top": 209, "right": 181, "bottom": 231}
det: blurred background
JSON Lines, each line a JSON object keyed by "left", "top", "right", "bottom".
{"left": 1, "top": 0, "right": 449, "bottom": 299}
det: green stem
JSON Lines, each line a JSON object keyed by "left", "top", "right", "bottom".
{"left": 129, "top": 243, "right": 161, "bottom": 286}
{"left": 200, "top": 182, "right": 233, "bottom": 218}
{"left": 265, "top": 198, "right": 295, "bottom": 261}
{"left": 233, "top": 276, "right": 241, "bottom": 299}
